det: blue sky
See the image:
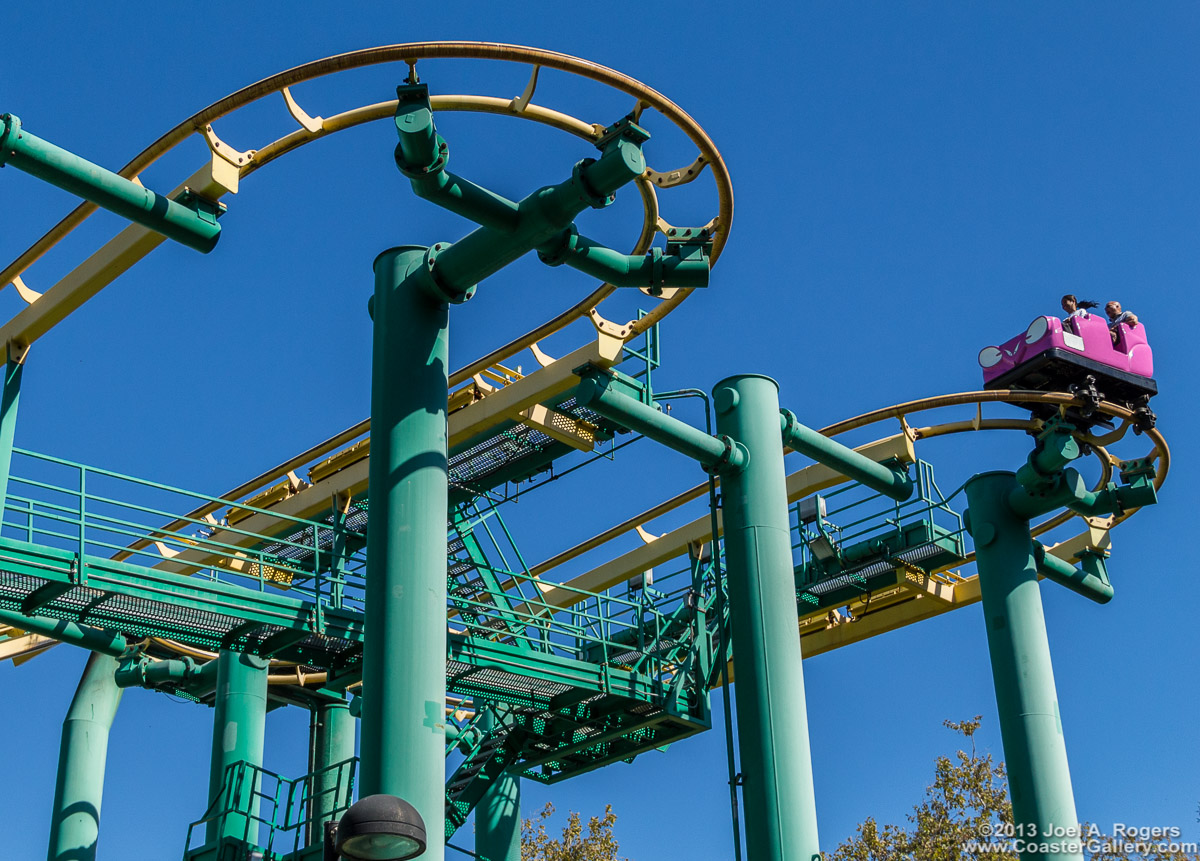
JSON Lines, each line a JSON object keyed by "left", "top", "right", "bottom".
{"left": 2, "top": 2, "right": 1198, "bottom": 858}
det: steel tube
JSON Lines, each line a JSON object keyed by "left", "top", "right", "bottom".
{"left": 780, "top": 409, "right": 913, "bottom": 501}
{"left": 113, "top": 655, "right": 219, "bottom": 689}
{"left": 0, "top": 115, "right": 221, "bottom": 253}
{"left": 966, "top": 472, "right": 1081, "bottom": 861}
{"left": 0, "top": 607, "right": 125, "bottom": 657}
{"left": 430, "top": 138, "right": 645, "bottom": 293}
{"left": 410, "top": 170, "right": 521, "bottom": 230}
{"left": 308, "top": 697, "right": 356, "bottom": 841}
{"left": 714, "top": 375, "right": 820, "bottom": 861}
{"left": 1009, "top": 467, "right": 1123, "bottom": 521}
{"left": 0, "top": 357, "right": 22, "bottom": 516}
{"left": 47, "top": 652, "right": 123, "bottom": 861}
{"left": 476, "top": 708, "right": 521, "bottom": 861}
{"left": 1033, "top": 543, "right": 1113, "bottom": 604}
{"left": 360, "top": 246, "right": 449, "bottom": 859}
{"left": 539, "top": 230, "right": 709, "bottom": 289}
{"left": 206, "top": 651, "right": 269, "bottom": 845}
{"left": 576, "top": 374, "right": 745, "bottom": 471}
{"left": 394, "top": 95, "right": 520, "bottom": 231}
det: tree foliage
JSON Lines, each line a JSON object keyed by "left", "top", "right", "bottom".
{"left": 830, "top": 717, "right": 1197, "bottom": 861}
{"left": 521, "top": 802, "right": 625, "bottom": 861}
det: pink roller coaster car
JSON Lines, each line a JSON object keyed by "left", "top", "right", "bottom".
{"left": 979, "top": 312, "right": 1156, "bottom": 413}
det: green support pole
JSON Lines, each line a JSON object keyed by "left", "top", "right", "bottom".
{"left": 361, "top": 246, "right": 449, "bottom": 859}
{"left": 0, "top": 354, "right": 22, "bottom": 522}
{"left": 206, "top": 651, "right": 269, "bottom": 846}
{"left": 476, "top": 708, "right": 520, "bottom": 861}
{"left": 308, "top": 697, "right": 356, "bottom": 843}
{"left": 47, "top": 652, "right": 123, "bottom": 861}
{"left": 965, "top": 472, "right": 1081, "bottom": 861}
{"left": 713, "top": 375, "right": 819, "bottom": 861}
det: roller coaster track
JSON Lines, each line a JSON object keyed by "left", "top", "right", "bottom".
{"left": 0, "top": 43, "right": 1170, "bottom": 851}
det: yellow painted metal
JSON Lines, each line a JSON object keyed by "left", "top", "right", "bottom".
{"left": 450, "top": 335, "right": 623, "bottom": 443}
{"left": 519, "top": 434, "right": 917, "bottom": 612}
{"left": 142, "top": 336, "right": 625, "bottom": 576}
{"left": 517, "top": 404, "right": 597, "bottom": 452}
{"left": 0, "top": 43, "right": 731, "bottom": 381}
{"left": 0, "top": 164, "right": 229, "bottom": 357}
{"left": 794, "top": 521, "right": 1112, "bottom": 660}
{"left": 108, "top": 382, "right": 1165, "bottom": 696}
{"left": 0, "top": 630, "right": 55, "bottom": 663}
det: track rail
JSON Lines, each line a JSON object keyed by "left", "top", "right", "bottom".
{"left": 1, "top": 43, "right": 733, "bottom": 371}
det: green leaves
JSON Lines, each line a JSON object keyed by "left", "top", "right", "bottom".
{"left": 829, "top": 716, "right": 1015, "bottom": 861}
{"left": 521, "top": 803, "right": 625, "bottom": 861}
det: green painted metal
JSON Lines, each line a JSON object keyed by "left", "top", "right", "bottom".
{"left": 391, "top": 86, "right": 707, "bottom": 299}
{"left": 308, "top": 697, "right": 356, "bottom": 839}
{"left": 448, "top": 508, "right": 530, "bottom": 648}
{"left": 114, "top": 654, "right": 218, "bottom": 690}
{"left": 445, "top": 705, "right": 524, "bottom": 838}
{"left": 360, "top": 246, "right": 450, "bottom": 859}
{"left": 206, "top": 650, "right": 269, "bottom": 845}
{"left": 965, "top": 472, "right": 1081, "bottom": 861}
{"left": 394, "top": 87, "right": 519, "bottom": 231}
{"left": 47, "top": 652, "right": 123, "bottom": 861}
{"left": 0, "top": 534, "right": 352, "bottom": 655}
{"left": 1032, "top": 542, "right": 1113, "bottom": 604}
{"left": 1007, "top": 421, "right": 1157, "bottom": 520}
{"left": 793, "top": 459, "right": 966, "bottom": 611}
{"left": 575, "top": 372, "right": 747, "bottom": 471}
{"left": 713, "top": 375, "right": 819, "bottom": 861}
{"left": 0, "top": 357, "right": 22, "bottom": 516}
{"left": 538, "top": 224, "right": 710, "bottom": 290}
{"left": 779, "top": 409, "right": 913, "bottom": 501}
{"left": 0, "top": 114, "right": 223, "bottom": 252}
{"left": 0, "top": 606, "right": 125, "bottom": 656}
{"left": 185, "top": 756, "right": 359, "bottom": 860}
{"left": 476, "top": 708, "right": 521, "bottom": 861}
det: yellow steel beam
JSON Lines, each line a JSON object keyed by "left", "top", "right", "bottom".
{"left": 517, "top": 404, "right": 597, "bottom": 452}
{"left": 523, "top": 433, "right": 917, "bottom": 612}
{"left": 0, "top": 631, "right": 56, "bottom": 664}
{"left": 791, "top": 520, "right": 1110, "bottom": 659}
{"left": 797, "top": 575, "right": 981, "bottom": 658}
{"left": 452, "top": 333, "right": 622, "bottom": 443}
{"left": 0, "top": 163, "right": 231, "bottom": 357}
{"left": 147, "top": 335, "right": 626, "bottom": 574}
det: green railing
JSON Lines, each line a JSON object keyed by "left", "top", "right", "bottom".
{"left": 0, "top": 446, "right": 713, "bottom": 706}
{"left": 791, "top": 458, "right": 967, "bottom": 609}
{"left": 3, "top": 447, "right": 360, "bottom": 609}
{"left": 183, "top": 757, "right": 358, "bottom": 860}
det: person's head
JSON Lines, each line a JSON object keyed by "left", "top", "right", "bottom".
{"left": 1061, "top": 294, "right": 1077, "bottom": 312}
{"left": 1106, "top": 300, "right": 1122, "bottom": 320}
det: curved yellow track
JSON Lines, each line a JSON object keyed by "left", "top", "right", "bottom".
{"left": 0, "top": 43, "right": 734, "bottom": 383}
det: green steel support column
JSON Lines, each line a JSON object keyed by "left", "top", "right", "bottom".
{"left": 713, "top": 375, "right": 819, "bottom": 861}
{"left": 309, "top": 697, "right": 357, "bottom": 842}
{"left": 0, "top": 354, "right": 21, "bottom": 519}
{"left": 206, "top": 651, "right": 269, "bottom": 845}
{"left": 965, "top": 472, "right": 1081, "bottom": 861}
{"left": 361, "top": 246, "right": 449, "bottom": 859}
{"left": 47, "top": 652, "right": 123, "bottom": 861}
{"left": 476, "top": 708, "right": 520, "bottom": 861}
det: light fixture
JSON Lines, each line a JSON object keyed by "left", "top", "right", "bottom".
{"left": 329, "top": 794, "right": 427, "bottom": 861}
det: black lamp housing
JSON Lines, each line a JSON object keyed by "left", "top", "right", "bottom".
{"left": 328, "top": 794, "right": 427, "bottom": 861}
